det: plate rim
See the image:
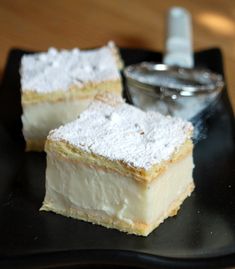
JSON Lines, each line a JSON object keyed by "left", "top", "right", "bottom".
{"left": 0, "top": 47, "right": 235, "bottom": 268}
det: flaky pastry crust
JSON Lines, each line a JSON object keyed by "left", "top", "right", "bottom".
{"left": 45, "top": 137, "right": 193, "bottom": 185}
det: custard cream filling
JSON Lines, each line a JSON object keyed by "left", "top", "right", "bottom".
{"left": 22, "top": 99, "right": 91, "bottom": 140}
{"left": 42, "top": 153, "right": 194, "bottom": 225}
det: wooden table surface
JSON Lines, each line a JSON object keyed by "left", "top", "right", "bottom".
{"left": 0, "top": 0, "right": 235, "bottom": 111}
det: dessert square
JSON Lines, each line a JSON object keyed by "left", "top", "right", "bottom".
{"left": 41, "top": 93, "right": 195, "bottom": 236}
{"left": 21, "top": 42, "right": 123, "bottom": 151}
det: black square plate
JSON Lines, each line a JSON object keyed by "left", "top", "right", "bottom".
{"left": 0, "top": 48, "right": 235, "bottom": 269}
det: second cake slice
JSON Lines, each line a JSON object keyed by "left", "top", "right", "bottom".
{"left": 21, "top": 42, "right": 122, "bottom": 151}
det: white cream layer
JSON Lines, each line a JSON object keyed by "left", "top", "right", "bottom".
{"left": 42, "top": 153, "right": 194, "bottom": 225}
{"left": 22, "top": 99, "right": 91, "bottom": 141}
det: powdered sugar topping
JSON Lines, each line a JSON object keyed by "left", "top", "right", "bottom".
{"left": 20, "top": 42, "right": 120, "bottom": 93}
{"left": 49, "top": 99, "right": 193, "bottom": 169}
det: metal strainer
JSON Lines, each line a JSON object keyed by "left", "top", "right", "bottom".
{"left": 124, "top": 7, "right": 224, "bottom": 123}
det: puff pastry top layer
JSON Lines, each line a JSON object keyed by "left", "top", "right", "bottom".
{"left": 47, "top": 93, "right": 193, "bottom": 183}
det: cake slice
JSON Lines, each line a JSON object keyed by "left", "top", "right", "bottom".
{"left": 21, "top": 42, "right": 123, "bottom": 151}
{"left": 41, "top": 93, "right": 195, "bottom": 236}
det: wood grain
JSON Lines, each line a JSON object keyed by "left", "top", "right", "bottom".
{"left": 0, "top": 0, "right": 235, "bottom": 110}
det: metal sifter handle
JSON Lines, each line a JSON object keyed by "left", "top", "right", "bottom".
{"left": 163, "top": 7, "right": 194, "bottom": 68}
